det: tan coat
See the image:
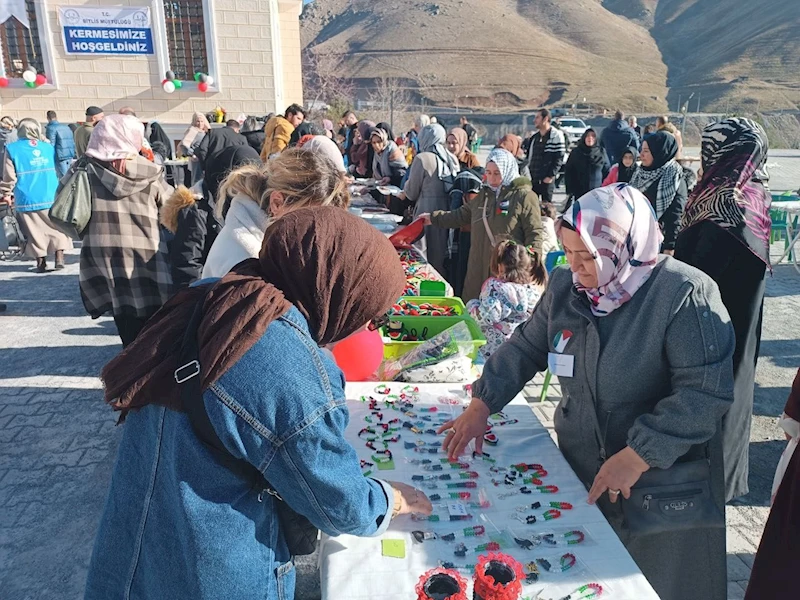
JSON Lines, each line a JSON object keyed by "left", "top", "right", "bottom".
{"left": 261, "top": 116, "right": 294, "bottom": 160}
{"left": 430, "top": 178, "right": 543, "bottom": 301}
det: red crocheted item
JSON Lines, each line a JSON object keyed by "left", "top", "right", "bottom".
{"left": 415, "top": 567, "right": 469, "bottom": 600}
{"left": 473, "top": 553, "right": 525, "bottom": 600}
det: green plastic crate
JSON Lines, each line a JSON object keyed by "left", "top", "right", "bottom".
{"left": 390, "top": 296, "right": 467, "bottom": 316}
{"left": 381, "top": 315, "right": 486, "bottom": 360}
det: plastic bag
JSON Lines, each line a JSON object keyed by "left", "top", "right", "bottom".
{"left": 378, "top": 321, "right": 474, "bottom": 382}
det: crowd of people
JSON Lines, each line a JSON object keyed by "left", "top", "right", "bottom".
{"left": 0, "top": 101, "right": 794, "bottom": 600}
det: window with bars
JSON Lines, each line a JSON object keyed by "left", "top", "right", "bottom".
{"left": 0, "top": 1, "right": 44, "bottom": 78}
{"left": 163, "top": 0, "right": 209, "bottom": 81}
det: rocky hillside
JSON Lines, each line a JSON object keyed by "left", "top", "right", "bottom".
{"left": 301, "top": 0, "right": 800, "bottom": 112}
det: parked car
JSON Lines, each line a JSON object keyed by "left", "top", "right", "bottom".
{"left": 556, "top": 118, "right": 589, "bottom": 146}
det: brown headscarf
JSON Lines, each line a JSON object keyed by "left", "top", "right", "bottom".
{"left": 351, "top": 120, "right": 376, "bottom": 175}
{"left": 102, "top": 206, "right": 406, "bottom": 415}
{"left": 449, "top": 127, "right": 481, "bottom": 169}
{"left": 497, "top": 134, "right": 523, "bottom": 158}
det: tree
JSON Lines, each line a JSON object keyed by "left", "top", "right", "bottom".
{"left": 302, "top": 46, "right": 354, "bottom": 119}
{"left": 366, "top": 78, "right": 412, "bottom": 132}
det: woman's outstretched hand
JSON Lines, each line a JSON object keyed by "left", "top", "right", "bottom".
{"left": 587, "top": 446, "right": 650, "bottom": 504}
{"left": 437, "top": 398, "right": 492, "bottom": 460}
{"left": 388, "top": 481, "right": 433, "bottom": 516}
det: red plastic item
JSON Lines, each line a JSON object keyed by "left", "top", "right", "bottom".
{"left": 389, "top": 218, "right": 426, "bottom": 249}
{"left": 331, "top": 328, "right": 384, "bottom": 381}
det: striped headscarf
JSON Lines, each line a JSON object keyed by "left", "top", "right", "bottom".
{"left": 681, "top": 118, "right": 771, "bottom": 267}
{"left": 558, "top": 184, "right": 662, "bottom": 317}
{"left": 486, "top": 148, "right": 519, "bottom": 188}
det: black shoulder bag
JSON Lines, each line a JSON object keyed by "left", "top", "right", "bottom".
{"left": 586, "top": 405, "right": 724, "bottom": 537}
{"left": 174, "top": 291, "right": 319, "bottom": 555}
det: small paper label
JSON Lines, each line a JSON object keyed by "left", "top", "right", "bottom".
{"left": 381, "top": 539, "right": 406, "bottom": 558}
{"left": 447, "top": 502, "right": 469, "bottom": 517}
{"left": 548, "top": 353, "right": 575, "bottom": 378}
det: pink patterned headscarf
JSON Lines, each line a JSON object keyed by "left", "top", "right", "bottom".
{"left": 85, "top": 114, "right": 144, "bottom": 162}
{"left": 558, "top": 184, "right": 663, "bottom": 316}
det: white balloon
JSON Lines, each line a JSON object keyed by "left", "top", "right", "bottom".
{"left": 22, "top": 69, "right": 36, "bottom": 83}
{"left": 206, "top": 76, "right": 215, "bottom": 87}
{"left": 162, "top": 80, "right": 176, "bottom": 94}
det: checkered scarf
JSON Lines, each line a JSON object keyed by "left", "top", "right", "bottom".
{"left": 629, "top": 159, "right": 683, "bottom": 216}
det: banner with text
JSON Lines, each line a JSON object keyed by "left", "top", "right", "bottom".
{"left": 58, "top": 6, "right": 154, "bottom": 55}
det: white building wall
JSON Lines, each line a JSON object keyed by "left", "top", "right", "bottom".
{"left": 0, "top": 0, "right": 303, "bottom": 124}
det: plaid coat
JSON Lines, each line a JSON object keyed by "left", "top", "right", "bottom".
{"left": 72, "top": 157, "right": 173, "bottom": 319}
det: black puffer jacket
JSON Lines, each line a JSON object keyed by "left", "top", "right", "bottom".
{"left": 242, "top": 130, "right": 266, "bottom": 154}
{"left": 160, "top": 186, "right": 222, "bottom": 289}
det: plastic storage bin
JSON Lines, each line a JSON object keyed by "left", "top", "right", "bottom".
{"left": 390, "top": 297, "right": 467, "bottom": 317}
{"left": 381, "top": 315, "right": 486, "bottom": 360}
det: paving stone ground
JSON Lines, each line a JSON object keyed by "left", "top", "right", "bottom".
{"left": 1, "top": 237, "right": 798, "bottom": 600}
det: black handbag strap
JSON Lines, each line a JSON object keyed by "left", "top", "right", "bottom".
{"left": 175, "top": 291, "right": 273, "bottom": 488}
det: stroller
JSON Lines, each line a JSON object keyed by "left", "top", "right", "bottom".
{"left": 0, "top": 201, "right": 26, "bottom": 259}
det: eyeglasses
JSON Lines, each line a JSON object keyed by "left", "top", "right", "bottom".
{"left": 368, "top": 313, "right": 391, "bottom": 331}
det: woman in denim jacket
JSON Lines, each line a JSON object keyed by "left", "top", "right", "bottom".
{"left": 86, "top": 207, "right": 431, "bottom": 600}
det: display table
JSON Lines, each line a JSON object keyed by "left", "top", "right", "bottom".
{"left": 320, "top": 383, "right": 659, "bottom": 600}
{"left": 774, "top": 200, "right": 800, "bottom": 274}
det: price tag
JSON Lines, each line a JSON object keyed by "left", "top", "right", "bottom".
{"left": 447, "top": 502, "right": 469, "bottom": 517}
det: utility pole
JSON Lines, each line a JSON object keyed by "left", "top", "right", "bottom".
{"left": 696, "top": 93, "right": 702, "bottom": 114}
{"left": 681, "top": 93, "right": 695, "bottom": 139}
{"left": 390, "top": 85, "right": 395, "bottom": 133}
{"left": 677, "top": 94, "right": 682, "bottom": 114}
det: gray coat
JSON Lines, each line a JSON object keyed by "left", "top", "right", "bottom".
{"left": 474, "top": 257, "right": 735, "bottom": 600}
{"left": 404, "top": 151, "right": 452, "bottom": 274}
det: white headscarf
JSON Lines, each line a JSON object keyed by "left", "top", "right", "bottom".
{"left": 303, "top": 135, "right": 346, "bottom": 173}
{"left": 486, "top": 148, "right": 519, "bottom": 191}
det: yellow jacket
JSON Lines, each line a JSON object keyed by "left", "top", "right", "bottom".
{"left": 261, "top": 115, "right": 294, "bottom": 160}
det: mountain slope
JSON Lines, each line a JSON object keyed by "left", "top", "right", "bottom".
{"left": 301, "top": 0, "right": 669, "bottom": 111}
{"left": 301, "top": 0, "right": 800, "bottom": 112}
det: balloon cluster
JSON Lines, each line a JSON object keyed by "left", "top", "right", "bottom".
{"left": 0, "top": 68, "right": 47, "bottom": 88}
{"left": 161, "top": 70, "right": 183, "bottom": 94}
{"left": 193, "top": 72, "right": 215, "bottom": 93}
{"left": 161, "top": 70, "right": 214, "bottom": 93}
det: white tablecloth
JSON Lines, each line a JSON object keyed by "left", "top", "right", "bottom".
{"left": 320, "top": 383, "right": 659, "bottom": 600}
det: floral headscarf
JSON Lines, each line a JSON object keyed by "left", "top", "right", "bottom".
{"left": 681, "top": 117, "right": 771, "bottom": 267}
{"left": 558, "top": 184, "right": 662, "bottom": 317}
{"left": 485, "top": 148, "right": 519, "bottom": 189}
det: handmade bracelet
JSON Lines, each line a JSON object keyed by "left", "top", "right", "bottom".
{"left": 536, "top": 552, "right": 576, "bottom": 573}
{"left": 374, "top": 384, "right": 391, "bottom": 395}
{"left": 556, "top": 583, "right": 603, "bottom": 600}
{"left": 428, "top": 492, "right": 471, "bottom": 501}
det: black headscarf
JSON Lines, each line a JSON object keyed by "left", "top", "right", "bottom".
{"left": 642, "top": 131, "right": 678, "bottom": 170}
{"left": 289, "top": 122, "right": 322, "bottom": 147}
{"left": 617, "top": 146, "right": 639, "bottom": 183}
{"left": 577, "top": 129, "right": 606, "bottom": 168}
{"left": 149, "top": 122, "right": 173, "bottom": 160}
{"left": 376, "top": 122, "right": 395, "bottom": 142}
